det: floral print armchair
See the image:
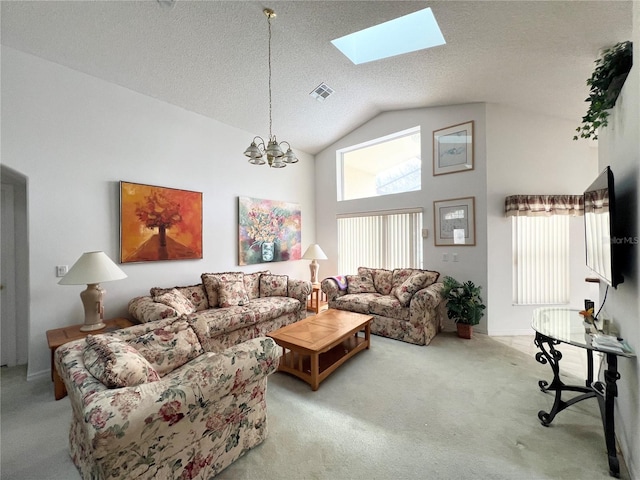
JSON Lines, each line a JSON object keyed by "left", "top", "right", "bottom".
{"left": 55, "top": 317, "right": 282, "bottom": 480}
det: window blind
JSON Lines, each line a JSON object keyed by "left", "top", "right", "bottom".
{"left": 337, "top": 209, "right": 423, "bottom": 273}
{"left": 512, "top": 215, "right": 570, "bottom": 305}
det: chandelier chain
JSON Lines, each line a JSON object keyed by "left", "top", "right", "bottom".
{"left": 268, "top": 14, "right": 273, "bottom": 139}
{"left": 242, "top": 7, "right": 298, "bottom": 167}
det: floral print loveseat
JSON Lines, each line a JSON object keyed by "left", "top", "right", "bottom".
{"left": 321, "top": 267, "right": 446, "bottom": 346}
{"left": 128, "top": 270, "right": 311, "bottom": 352}
{"left": 55, "top": 315, "right": 283, "bottom": 480}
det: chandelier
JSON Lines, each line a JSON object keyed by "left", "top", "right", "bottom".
{"left": 243, "top": 8, "right": 298, "bottom": 168}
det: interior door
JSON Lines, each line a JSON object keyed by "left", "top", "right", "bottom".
{"left": 1, "top": 183, "right": 17, "bottom": 367}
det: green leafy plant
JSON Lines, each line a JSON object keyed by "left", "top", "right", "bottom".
{"left": 441, "top": 276, "right": 486, "bottom": 326}
{"left": 574, "top": 41, "right": 632, "bottom": 141}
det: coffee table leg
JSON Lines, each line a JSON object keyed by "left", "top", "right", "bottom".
{"left": 311, "top": 353, "right": 320, "bottom": 391}
{"left": 365, "top": 322, "right": 371, "bottom": 349}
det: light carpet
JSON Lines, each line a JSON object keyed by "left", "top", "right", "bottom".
{"left": 0, "top": 332, "right": 631, "bottom": 479}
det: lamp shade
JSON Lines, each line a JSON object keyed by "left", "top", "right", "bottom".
{"left": 302, "top": 244, "right": 328, "bottom": 260}
{"left": 58, "top": 251, "right": 127, "bottom": 285}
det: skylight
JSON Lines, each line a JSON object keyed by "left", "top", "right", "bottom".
{"left": 331, "top": 7, "right": 445, "bottom": 65}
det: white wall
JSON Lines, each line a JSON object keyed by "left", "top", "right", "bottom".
{"left": 1, "top": 47, "right": 316, "bottom": 379}
{"left": 597, "top": 5, "right": 639, "bottom": 475}
{"left": 315, "top": 104, "right": 489, "bottom": 332}
{"left": 486, "top": 105, "right": 599, "bottom": 335}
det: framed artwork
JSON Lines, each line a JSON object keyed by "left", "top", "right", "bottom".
{"left": 433, "top": 121, "right": 474, "bottom": 176}
{"left": 120, "top": 181, "right": 203, "bottom": 263}
{"left": 433, "top": 197, "right": 476, "bottom": 246}
{"left": 238, "top": 196, "right": 301, "bottom": 265}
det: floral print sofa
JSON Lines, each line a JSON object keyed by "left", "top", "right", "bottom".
{"left": 321, "top": 267, "right": 446, "bottom": 346}
{"left": 128, "top": 270, "right": 311, "bottom": 352}
{"left": 55, "top": 315, "right": 283, "bottom": 480}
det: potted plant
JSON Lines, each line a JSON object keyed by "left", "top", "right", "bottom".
{"left": 574, "top": 41, "right": 632, "bottom": 141}
{"left": 442, "top": 276, "right": 486, "bottom": 339}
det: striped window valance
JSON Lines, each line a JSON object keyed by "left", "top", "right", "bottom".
{"left": 505, "top": 195, "right": 584, "bottom": 217}
{"left": 584, "top": 188, "right": 609, "bottom": 213}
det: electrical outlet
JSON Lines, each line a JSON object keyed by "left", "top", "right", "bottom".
{"left": 452, "top": 253, "right": 459, "bottom": 262}
{"left": 442, "top": 253, "right": 449, "bottom": 262}
{"left": 56, "top": 265, "right": 68, "bottom": 277}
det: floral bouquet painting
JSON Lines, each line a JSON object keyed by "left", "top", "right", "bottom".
{"left": 120, "top": 181, "right": 203, "bottom": 263}
{"left": 238, "top": 197, "right": 301, "bottom": 265}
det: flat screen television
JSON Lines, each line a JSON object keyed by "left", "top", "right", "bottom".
{"left": 584, "top": 166, "right": 623, "bottom": 288}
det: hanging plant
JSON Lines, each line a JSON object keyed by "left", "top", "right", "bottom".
{"left": 574, "top": 41, "right": 632, "bottom": 141}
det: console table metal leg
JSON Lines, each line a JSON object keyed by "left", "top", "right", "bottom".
{"left": 596, "top": 353, "right": 620, "bottom": 478}
{"left": 586, "top": 349, "right": 594, "bottom": 387}
{"left": 534, "top": 332, "right": 594, "bottom": 426}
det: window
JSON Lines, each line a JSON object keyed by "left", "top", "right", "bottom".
{"left": 337, "top": 209, "right": 423, "bottom": 273}
{"left": 337, "top": 127, "right": 421, "bottom": 201}
{"left": 512, "top": 215, "right": 570, "bottom": 305}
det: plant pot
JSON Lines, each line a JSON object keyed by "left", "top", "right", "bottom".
{"left": 457, "top": 323, "right": 473, "bottom": 339}
{"left": 605, "top": 72, "right": 630, "bottom": 107}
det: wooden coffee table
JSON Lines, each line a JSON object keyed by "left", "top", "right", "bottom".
{"left": 267, "top": 309, "right": 372, "bottom": 390}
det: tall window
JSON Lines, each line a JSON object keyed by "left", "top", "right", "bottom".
{"left": 512, "top": 215, "right": 570, "bottom": 305}
{"left": 337, "top": 209, "right": 423, "bottom": 273}
{"left": 337, "top": 127, "right": 421, "bottom": 201}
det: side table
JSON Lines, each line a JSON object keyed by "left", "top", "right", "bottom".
{"left": 306, "top": 283, "right": 328, "bottom": 314}
{"left": 46, "top": 317, "right": 134, "bottom": 400}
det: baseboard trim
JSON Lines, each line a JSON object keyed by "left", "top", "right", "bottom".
{"left": 26, "top": 369, "right": 49, "bottom": 382}
{"left": 488, "top": 328, "right": 535, "bottom": 336}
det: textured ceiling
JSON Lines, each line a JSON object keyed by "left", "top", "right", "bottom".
{"left": 1, "top": 1, "right": 633, "bottom": 155}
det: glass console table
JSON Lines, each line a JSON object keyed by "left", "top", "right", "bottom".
{"left": 532, "top": 307, "right": 635, "bottom": 478}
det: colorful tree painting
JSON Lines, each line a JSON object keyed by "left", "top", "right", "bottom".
{"left": 120, "top": 182, "right": 202, "bottom": 263}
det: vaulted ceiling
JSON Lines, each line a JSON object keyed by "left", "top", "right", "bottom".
{"left": 1, "top": 1, "right": 632, "bottom": 155}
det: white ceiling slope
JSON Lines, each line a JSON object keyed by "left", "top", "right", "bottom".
{"left": 1, "top": 1, "right": 633, "bottom": 155}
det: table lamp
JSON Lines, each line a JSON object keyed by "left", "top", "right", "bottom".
{"left": 58, "top": 251, "right": 127, "bottom": 331}
{"left": 302, "top": 244, "right": 328, "bottom": 284}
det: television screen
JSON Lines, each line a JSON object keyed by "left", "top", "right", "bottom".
{"left": 584, "top": 166, "right": 622, "bottom": 287}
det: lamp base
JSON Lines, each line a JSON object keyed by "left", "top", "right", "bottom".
{"left": 80, "top": 321, "right": 106, "bottom": 332}
{"left": 309, "top": 260, "right": 319, "bottom": 284}
{"left": 80, "top": 283, "right": 106, "bottom": 332}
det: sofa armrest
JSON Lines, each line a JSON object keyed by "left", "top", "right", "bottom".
{"left": 409, "top": 282, "right": 446, "bottom": 343}
{"left": 128, "top": 296, "right": 179, "bottom": 323}
{"left": 287, "top": 278, "right": 312, "bottom": 316}
{"left": 55, "top": 336, "right": 282, "bottom": 461}
{"left": 321, "top": 278, "right": 346, "bottom": 304}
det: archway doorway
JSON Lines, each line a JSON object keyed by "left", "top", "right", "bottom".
{"left": 1, "top": 165, "right": 29, "bottom": 367}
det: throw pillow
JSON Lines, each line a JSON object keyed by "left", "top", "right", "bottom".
{"left": 419, "top": 269, "right": 440, "bottom": 289}
{"left": 260, "top": 274, "right": 288, "bottom": 297}
{"left": 394, "top": 271, "right": 433, "bottom": 307}
{"left": 128, "top": 320, "right": 204, "bottom": 376}
{"left": 150, "top": 284, "right": 209, "bottom": 311}
{"left": 390, "top": 268, "right": 416, "bottom": 297}
{"left": 370, "top": 268, "right": 393, "bottom": 295}
{"left": 83, "top": 335, "right": 160, "bottom": 388}
{"left": 153, "top": 288, "right": 196, "bottom": 316}
{"left": 218, "top": 273, "right": 250, "bottom": 307}
{"left": 244, "top": 270, "right": 270, "bottom": 300}
{"left": 346, "top": 271, "right": 376, "bottom": 294}
{"left": 201, "top": 273, "right": 221, "bottom": 308}
{"left": 202, "top": 272, "right": 250, "bottom": 307}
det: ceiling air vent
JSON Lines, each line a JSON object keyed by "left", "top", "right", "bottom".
{"left": 310, "top": 83, "right": 335, "bottom": 102}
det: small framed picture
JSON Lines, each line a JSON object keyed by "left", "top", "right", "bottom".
{"left": 433, "top": 197, "right": 476, "bottom": 246}
{"left": 433, "top": 121, "right": 474, "bottom": 176}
